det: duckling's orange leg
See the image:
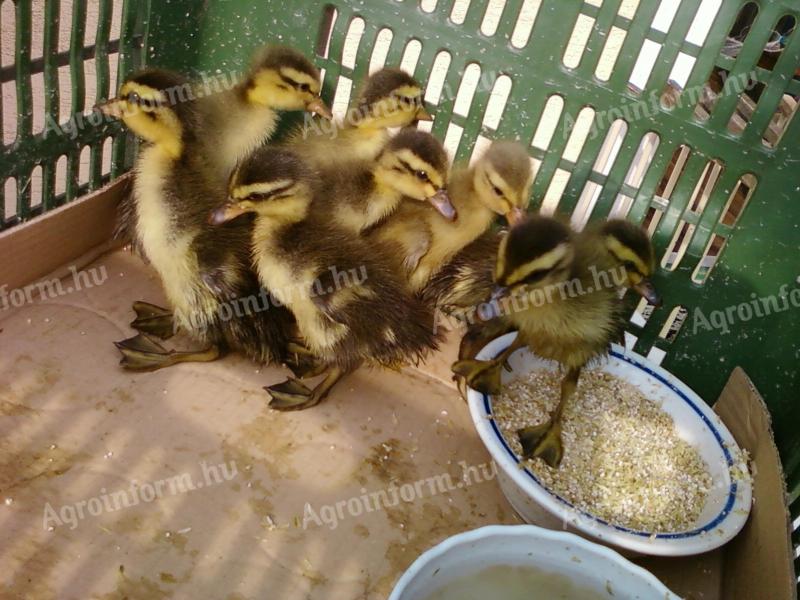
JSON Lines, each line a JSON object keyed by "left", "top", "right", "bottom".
{"left": 451, "top": 336, "right": 525, "bottom": 395}
{"left": 517, "top": 366, "right": 580, "bottom": 468}
{"left": 130, "top": 301, "right": 176, "bottom": 340}
{"left": 267, "top": 366, "right": 347, "bottom": 411}
{"left": 114, "top": 333, "right": 221, "bottom": 371}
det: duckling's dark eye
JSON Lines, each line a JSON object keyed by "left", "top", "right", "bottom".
{"left": 493, "top": 185, "right": 503, "bottom": 196}
{"left": 393, "top": 94, "right": 416, "bottom": 107}
{"left": 623, "top": 261, "right": 638, "bottom": 274}
{"left": 523, "top": 270, "right": 548, "bottom": 284}
{"left": 126, "top": 91, "right": 141, "bottom": 105}
{"left": 415, "top": 170, "right": 429, "bottom": 181}
{"left": 298, "top": 83, "right": 311, "bottom": 93}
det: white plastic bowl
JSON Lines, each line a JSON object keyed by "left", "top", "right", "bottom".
{"left": 467, "top": 333, "right": 752, "bottom": 557}
{"left": 388, "top": 525, "right": 680, "bottom": 599}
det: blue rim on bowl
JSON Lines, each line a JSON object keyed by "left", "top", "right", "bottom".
{"left": 468, "top": 333, "right": 753, "bottom": 556}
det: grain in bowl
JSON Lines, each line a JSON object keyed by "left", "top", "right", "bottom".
{"left": 493, "top": 368, "right": 715, "bottom": 532}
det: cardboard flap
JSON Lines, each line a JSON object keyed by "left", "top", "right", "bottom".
{"left": 714, "top": 368, "right": 796, "bottom": 600}
{"left": 0, "top": 176, "right": 130, "bottom": 291}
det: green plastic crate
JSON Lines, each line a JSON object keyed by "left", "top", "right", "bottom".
{"left": 2, "top": 0, "right": 799, "bottom": 582}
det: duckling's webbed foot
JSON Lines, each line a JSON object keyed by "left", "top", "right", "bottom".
{"left": 267, "top": 367, "right": 345, "bottom": 412}
{"left": 130, "top": 301, "right": 175, "bottom": 339}
{"left": 267, "top": 378, "right": 315, "bottom": 410}
{"left": 517, "top": 366, "right": 580, "bottom": 468}
{"left": 452, "top": 335, "right": 524, "bottom": 395}
{"left": 517, "top": 420, "right": 564, "bottom": 468}
{"left": 114, "top": 334, "right": 220, "bottom": 371}
{"left": 451, "top": 358, "right": 504, "bottom": 395}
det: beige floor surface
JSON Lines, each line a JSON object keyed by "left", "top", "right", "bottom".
{"left": 0, "top": 248, "right": 518, "bottom": 600}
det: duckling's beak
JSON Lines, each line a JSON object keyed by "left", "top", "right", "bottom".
{"left": 634, "top": 278, "right": 662, "bottom": 307}
{"left": 208, "top": 201, "right": 247, "bottom": 225}
{"left": 306, "top": 97, "right": 333, "bottom": 120}
{"left": 428, "top": 189, "right": 457, "bottom": 221}
{"left": 506, "top": 207, "right": 526, "bottom": 226}
{"left": 415, "top": 106, "right": 433, "bottom": 121}
{"left": 96, "top": 98, "right": 124, "bottom": 119}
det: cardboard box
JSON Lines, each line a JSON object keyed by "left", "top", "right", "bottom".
{"left": 635, "top": 368, "right": 797, "bottom": 600}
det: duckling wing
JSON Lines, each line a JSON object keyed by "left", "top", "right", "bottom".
{"left": 308, "top": 263, "right": 383, "bottom": 327}
{"left": 194, "top": 221, "right": 252, "bottom": 295}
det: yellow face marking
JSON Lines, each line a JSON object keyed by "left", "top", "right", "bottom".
{"left": 248, "top": 67, "right": 320, "bottom": 109}
{"left": 605, "top": 236, "right": 650, "bottom": 275}
{"left": 119, "top": 81, "right": 168, "bottom": 105}
{"left": 280, "top": 67, "right": 321, "bottom": 93}
{"left": 110, "top": 82, "right": 182, "bottom": 158}
{"left": 359, "top": 85, "right": 424, "bottom": 128}
{"left": 394, "top": 84, "right": 423, "bottom": 98}
{"left": 494, "top": 234, "right": 510, "bottom": 281}
{"left": 230, "top": 179, "right": 295, "bottom": 200}
{"left": 504, "top": 243, "right": 571, "bottom": 286}
{"left": 485, "top": 165, "right": 513, "bottom": 199}
{"left": 392, "top": 148, "right": 444, "bottom": 188}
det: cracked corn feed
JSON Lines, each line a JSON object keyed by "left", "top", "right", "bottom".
{"left": 493, "top": 369, "right": 713, "bottom": 532}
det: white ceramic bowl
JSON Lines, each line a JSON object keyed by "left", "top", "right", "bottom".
{"left": 467, "top": 333, "right": 752, "bottom": 557}
{"left": 388, "top": 525, "right": 679, "bottom": 599}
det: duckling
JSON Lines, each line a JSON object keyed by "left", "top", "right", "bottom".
{"left": 113, "top": 49, "right": 327, "bottom": 338}
{"left": 444, "top": 218, "right": 661, "bottom": 399}
{"left": 316, "top": 128, "right": 454, "bottom": 237}
{"left": 374, "top": 140, "right": 532, "bottom": 292}
{"left": 287, "top": 67, "right": 431, "bottom": 170}
{"left": 452, "top": 215, "right": 633, "bottom": 467}
{"left": 198, "top": 45, "right": 331, "bottom": 179}
{"left": 210, "top": 147, "right": 441, "bottom": 410}
{"left": 580, "top": 218, "right": 661, "bottom": 306}
{"left": 426, "top": 217, "right": 661, "bottom": 316}
{"left": 100, "top": 68, "right": 293, "bottom": 369}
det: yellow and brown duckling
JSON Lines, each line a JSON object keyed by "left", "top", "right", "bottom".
{"left": 446, "top": 217, "right": 661, "bottom": 401}
{"left": 452, "top": 215, "right": 636, "bottom": 467}
{"left": 100, "top": 68, "right": 294, "bottom": 370}
{"left": 198, "top": 45, "right": 331, "bottom": 179}
{"left": 377, "top": 140, "right": 532, "bottom": 293}
{"left": 318, "top": 128, "right": 454, "bottom": 236}
{"left": 287, "top": 67, "right": 431, "bottom": 170}
{"left": 209, "top": 147, "right": 441, "bottom": 410}
{"left": 426, "top": 217, "right": 661, "bottom": 318}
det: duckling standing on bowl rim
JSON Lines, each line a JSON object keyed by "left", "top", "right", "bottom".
{"left": 374, "top": 140, "right": 532, "bottom": 293}
{"left": 198, "top": 45, "right": 332, "bottom": 180}
{"left": 317, "top": 128, "right": 455, "bottom": 236}
{"left": 287, "top": 67, "right": 432, "bottom": 170}
{"left": 209, "top": 147, "right": 442, "bottom": 411}
{"left": 452, "top": 215, "right": 653, "bottom": 467}
{"left": 100, "top": 69, "right": 294, "bottom": 370}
